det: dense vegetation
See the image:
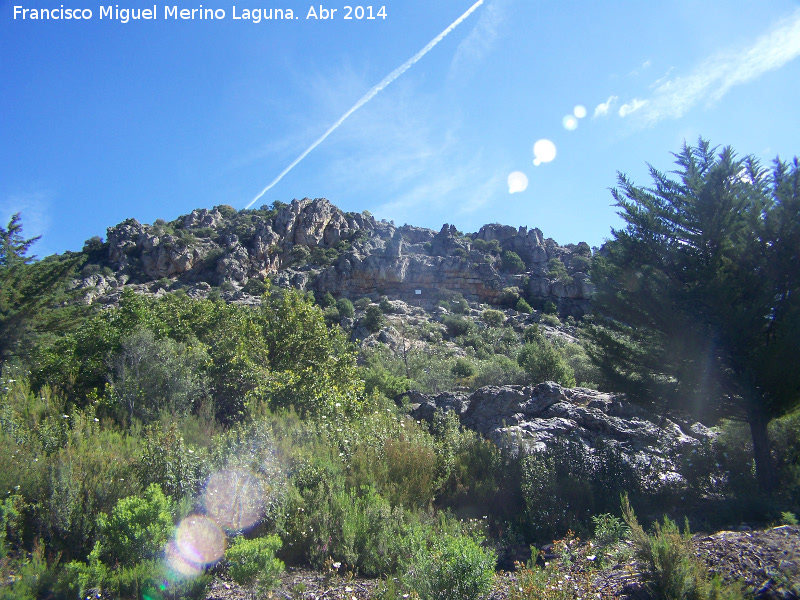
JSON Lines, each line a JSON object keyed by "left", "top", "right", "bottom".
{"left": 0, "top": 141, "right": 798, "bottom": 599}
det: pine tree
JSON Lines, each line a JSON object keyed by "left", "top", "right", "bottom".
{"left": 587, "top": 140, "right": 800, "bottom": 492}
{"left": 0, "top": 214, "right": 80, "bottom": 365}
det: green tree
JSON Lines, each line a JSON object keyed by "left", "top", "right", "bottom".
{"left": 0, "top": 214, "right": 79, "bottom": 366}
{"left": 587, "top": 140, "right": 800, "bottom": 491}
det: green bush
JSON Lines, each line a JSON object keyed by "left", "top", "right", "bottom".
{"left": 226, "top": 534, "right": 285, "bottom": 600}
{"left": 592, "top": 512, "right": 630, "bottom": 548}
{"left": 134, "top": 422, "right": 205, "bottom": 500}
{"left": 402, "top": 533, "right": 496, "bottom": 600}
{"left": 451, "top": 358, "right": 477, "bottom": 379}
{"left": 498, "top": 287, "right": 521, "bottom": 308}
{"left": 516, "top": 298, "right": 532, "bottom": 314}
{"left": 450, "top": 296, "right": 470, "bottom": 315}
{"left": 242, "top": 278, "right": 267, "bottom": 296}
{"left": 318, "top": 291, "right": 336, "bottom": 308}
{"left": 517, "top": 341, "right": 575, "bottom": 387}
{"left": 473, "top": 355, "right": 526, "bottom": 388}
{"left": 621, "top": 495, "right": 744, "bottom": 600}
{"left": 571, "top": 254, "right": 592, "bottom": 273}
{"left": 336, "top": 298, "right": 355, "bottom": 318}
{"left": 362, "top": 305, "right": 386, "bottom": 333}
{"left": 0, "top": 543, "right": 56, "bottom": 600}
{"left": 323, "top": 306, "right": 341, "bottom": 324}
{"left": 363, "top": 364, "right": 411, "bottom": 399}
{"left": 540, "top": 313, "right": 561, "bottom": 327}
{"left": 379, "top": 296, "right": 394, "bottom": 314}
{"left": 501, "top": 251, "right": 526, "bottom": 274}
{"left": 97, "top": 483, "right": 174, "bottom": 566}
{"left": 443, "top": 315, "right": 474, "bottom": 338}
{"left": 481, "top": 309, "right": 505, "bottom": 327}
{"left": 546, "top": 258, "right": 572, "bottom": 283}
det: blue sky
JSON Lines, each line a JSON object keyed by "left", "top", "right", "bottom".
{"left": 2, "top": 0, "right": 800, "bottom": 257}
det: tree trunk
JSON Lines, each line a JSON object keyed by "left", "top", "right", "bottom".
{"left": 749, "top": 411, "right": 776, "bottom": 494}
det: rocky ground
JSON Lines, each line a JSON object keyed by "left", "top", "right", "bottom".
{"left": 204, "top": 525, "right": 800, "bottom": 600}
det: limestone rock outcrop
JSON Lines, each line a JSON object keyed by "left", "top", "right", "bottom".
{"left": 404, "top": 382, "right": 713, "bottom": 484}
{"left": 83, "top": 197, "right": 596, "bottom": 314}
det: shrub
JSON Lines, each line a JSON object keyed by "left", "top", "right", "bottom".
{"left": 402, "top": 533, "right": 496, "bottom": 600}
{"left": 226, "top": 534, "right": 284, "bottom": 600}
{"left": 481, "top": 309, "right": 505, "bottom": 327}
{"left": 134, "top": 422, "right": 205, "bottom": 499}
{"left": 621, "top": 495, "right": 744, "bottom": 600}
{"left": 543, "top": 300, "right": 558, "bottom": 315}
{"left": 517, "top": 342, "right": 575, "bottom": 387}
{"left": 362, "top": 305, "right": 386, "bottom": 333}
{"left": 473, "top": 355, "right": 526, "bottom": 388}
{"left": 546, "top": 258, "right": 571, "bottom": 283}
{"left": 451, "top": 358, "right": 477, "bottom": 379}
{"left": 354, "top": 297, "right": 371, "bottom": 310}
{"left": 571, "top": 254, "right": 592, "bottom": 273}
{"left": 242, "top": 278, "right": 267, "bottom": 296}
{"left": 443, "top": 315, "right": 474, "bottom": 338}
{"left": 323, "top": 306, "right": 340, "bottom": 325}
{"left": 516, "top": 298, "right": 532, "bottom": 313}
{"left": 0, "top": 543, "right": 57, "bottom": 600}
{"left": 379, "top": 296, "right": 394, "bottom": 314}
{"left": 363, "top": 364, "right": 411, "bottom": 399}
{"left": 540, "top": 313, "right": 561, "bottom": 327}
{"left": 501, "top": 251, "right": 526, "bottom": 273}
{"left": 592, "top": 512, "right": 630, "bottom": 548}
{"left": 96, "top": 483, "right": 174, "bottom": 566}
{"left": 336, "top": 298, "right": 355, "bottom": 318}
{"left": 450, "top": 296, "right": 470, "bottom": 315}
{"left": 318, "top": 291, "right": 336, "bottom": 308}
{"left": 498, "top": 287, "right": 521, "bottom": 307}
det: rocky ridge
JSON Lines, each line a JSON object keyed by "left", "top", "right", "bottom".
{"left": 73, "top": 198, "right": 594, "bottom": 315}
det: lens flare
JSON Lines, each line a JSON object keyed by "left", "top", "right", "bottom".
{"left": 573, "top": 105, "right": 587, "bottom": 119}
{"left": 562, "top": 115, "right": 578, "bottom": 130}
{"left": 507, "top": 171, "right": 529, "bottom": 193}
{"left": 533, "top": 139, "right": 557, "bottom": 166}
{"left": 166, "top": 515, "right": 225, "bottom": 577}
{"left": 205, "top": 469, "right": 265, "bottom": 531}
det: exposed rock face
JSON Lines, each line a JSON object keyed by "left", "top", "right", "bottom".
{"left": 87, "top": 198, "right": 594, "bottom": 314}
{"left": 404, "top": 382, "right": 713, "bottom": 484}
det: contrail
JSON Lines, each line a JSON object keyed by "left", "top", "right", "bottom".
{"left": 246, "top": 0, "right": 484, "bottom": 209}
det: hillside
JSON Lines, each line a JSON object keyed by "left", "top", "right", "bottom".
{"left": 1, "top": 185, "right": 799, "bottom": 600}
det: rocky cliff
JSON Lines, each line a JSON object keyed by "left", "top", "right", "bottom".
{"left": 75, "top": 198, "right": 595, "bottom": 314}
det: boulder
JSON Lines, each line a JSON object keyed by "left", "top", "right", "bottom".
{"left": 405, "top": 382, "right": 713, "bottom": 483}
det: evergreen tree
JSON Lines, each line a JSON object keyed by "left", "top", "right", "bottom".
{"left": 0, "top": 214, "right": 79, "bottom": 366}
{"left": 587, "top": 140, "right": 800, "bottom": 492}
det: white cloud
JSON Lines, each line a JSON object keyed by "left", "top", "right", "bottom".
{"left": 619, "top": 98, "right": 648, "bottom": 117}
{"left": 628, "top": 59, "right": 652, "bottom": 77}
{"left": 628, "top": 8, "right": 800, "bottom": 127}
{"left": 450, "top": 0, "right": 510, "bottom": 78}
{"left": 593, "top": 95, "right": 618, "bottom": 117}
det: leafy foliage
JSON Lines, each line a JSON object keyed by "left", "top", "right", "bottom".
{"left": 96, "top": 483, "right": 174, "bottom": 566}
{"left": 401, "top": 532, "right": 496, "bottom": 600}
{"left": 226, "top": 534, "right": 285, "bottom": 600}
